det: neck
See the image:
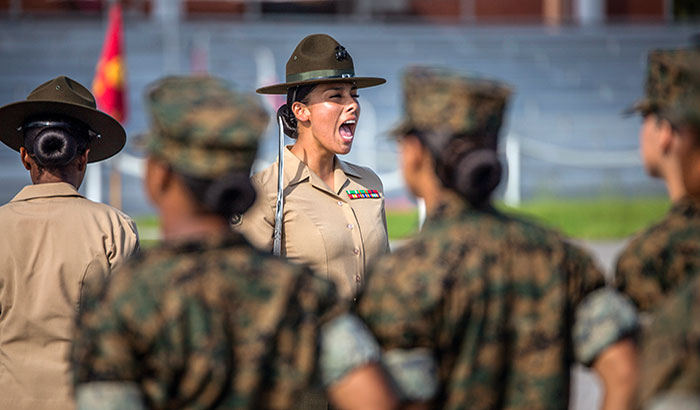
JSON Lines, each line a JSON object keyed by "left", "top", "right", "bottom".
{"left": 661, "top": 160, "right": 687, "bottom": 202}
{"left": 34, "top": 172, "right": 80, "bottom": 189}
{"left": 160, "top": 211, "right": 230, "bottom": 242}
{"left": 290, "top": 137, "right": 336, "bottom": 188}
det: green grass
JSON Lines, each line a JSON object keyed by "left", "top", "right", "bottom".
{"left": 386, "top": 197, "right": 672, "bottom": 240}
{"left": 499, "top": 197, "right": 671, "bottom": 239}
{"left": 134, "top": 196, "right": 672, "bottom": 243}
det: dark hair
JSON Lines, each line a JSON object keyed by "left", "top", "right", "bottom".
{"left": 415, "top": 130, "right": 502, "bottom": 208}
{"left": 277, "top": 84, "right": 316, "bottom": 138}
{"left": 22, "top": 117, "right": 91, "bottom": 170}
{"left": 178, "top": 171, "right": 257, "bottom": 219}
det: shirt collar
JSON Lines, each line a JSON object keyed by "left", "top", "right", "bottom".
{"left": 10, "top": 182, "right": 83, "bottom": 202}
{"left": 671, "top": 196, "right": 700, "bottom": 218}
{"left": 282, "top": 146, "right": 362, "bottom": 196}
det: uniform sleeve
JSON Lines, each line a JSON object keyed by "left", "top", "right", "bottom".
{"left": 235, "top": 174, "right": 275, "bottom": 252}
{"left": 259, "top": 268, "right": 345, "bottom": 408}
{"left": 72, "top": 269, "right": 143, "bottom": 386}
{"left": 355, "top": 243, "right": 443, "bottom": 351}
{"left": 107, "top": 213, "right": 140, "bottom": 274}
{"left": 564, "top": 241, "right": 606, "bottom": 307}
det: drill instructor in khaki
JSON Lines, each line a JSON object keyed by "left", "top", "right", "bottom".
{"left": 237, "top": 34, "right": 389, "bottom": 300}
{"left": 0, "top": 76, "right": 139, "bottom": 410}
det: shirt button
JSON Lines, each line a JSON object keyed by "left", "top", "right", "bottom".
{"left": 353, "top": 248, "right": 360, "bottom": 255}
{"left": 346, "top": 224, "right": 354, "bottom": 230}
{"left": 355, "top": 274, "right": 361, "bottom": 282}
{"left": 337, "top": 201, "right": 343, "bottom": 206}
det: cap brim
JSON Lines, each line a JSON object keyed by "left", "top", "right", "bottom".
{"left": 0, "top": 99, "right": 126, "bottom": 163}
{"left": 256, "top": 76, "right": 386, "bottom": 95}
{"left": 622, "top": 98, "right": 652, "bottom": 117}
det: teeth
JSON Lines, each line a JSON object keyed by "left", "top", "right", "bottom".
{"left": 343, "top": 120, "right": 356, "bottom": 125}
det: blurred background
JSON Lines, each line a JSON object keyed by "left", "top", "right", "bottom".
{"left": 1, "top": 1, "right": 699, "bottom": 408}
{"left": 0, "top": 0, "right": 699, "bottom": 240}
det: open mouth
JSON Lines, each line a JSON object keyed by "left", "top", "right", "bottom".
{"left": 339, "top": 119, "right": 356, "bottom": 141}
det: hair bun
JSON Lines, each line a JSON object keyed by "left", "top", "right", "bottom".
{"left": 453, "top": 149, "right": 502, "bottom": 206}
{"left": 203, "top": 172, "right": 257, "bottom": 218}
{"left": 33, "top": 128, "right": 78, "bottom": 168}
{"left": 277, "top": 104, "right": 298, "bottom": 138}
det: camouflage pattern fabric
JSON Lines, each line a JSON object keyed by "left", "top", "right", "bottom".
{"left": 614, "top": 197, "right": 700, "bottom": 312}
{"left": 141, "top": 76, "right": 269, "bottom": 178}
{"left": 628, "top": 48, "right": 700, "bottom": 128}
{"left": 638, "top": 274, "right": 700, "bottom": 407}
{"left": 72, "top": 233, "right": 342, "bottom": 410}
{"left": 392, "top": 66, "right": 511, "bottom": 143}
{"left": 355, "top": 192, "right": 607, "bottom": 410}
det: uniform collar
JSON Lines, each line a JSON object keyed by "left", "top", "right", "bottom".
{"left": 10, "top": 182, "right": 83, "bottom": 202}
{"left": 424, "top": 191, "right": 497, "bottom": 227}
{"left": 671, "top": 196, "right": 700, "bottom": 217}
{"left": 282, "top": 146, "right": 361, "bottom": 196}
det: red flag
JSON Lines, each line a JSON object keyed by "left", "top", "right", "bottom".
{"left": 93, "top": 3, "right": 127, "bottom": 123}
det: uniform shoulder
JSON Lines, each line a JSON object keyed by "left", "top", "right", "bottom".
{"left": 250, "top": 162, "right": 278, "bottom": 192}
{"left": 618, "top": 210, "right": 676, "bottom": 257}
{"left": 340, "top": 160, "right": 383, "bottom": 186}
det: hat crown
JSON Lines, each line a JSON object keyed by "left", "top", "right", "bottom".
{"left": 26, "top": 76, "right": 97, "bottom": 109}
{"left": 644, "top": 48, "right": 700, "bottom": 113}
{"left": 144, "top": 75, "right": 269, "bottom": 178}
{"left": 285, "top": 34, "right": 355, "bottom": 82}
{"left": 398, "top": 66, "right": 511, "bottom": 148}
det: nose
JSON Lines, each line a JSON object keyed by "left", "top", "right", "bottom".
{"left": 346, "top": 97, "right": 359, "bottom": 115}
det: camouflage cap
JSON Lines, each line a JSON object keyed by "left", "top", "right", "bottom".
{"left": 392, "top": 66, "right": 512, "bottom": 149}
{"left": 142, "top": 75, "right": 269, "bottom": 178}
{"left": 627, "top": 48, "right": 700, "bottom": 126}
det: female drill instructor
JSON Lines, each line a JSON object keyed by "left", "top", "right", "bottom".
{"left": 237, "top": 34, "right": 390, "bottom": 300}
{"left": 0, "top": 76, "right": 139, "bottom": 410}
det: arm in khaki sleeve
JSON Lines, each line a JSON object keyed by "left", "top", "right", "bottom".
{"left": 107, "top": 214, "right": 140, "bottom": 273}
{"left": 235, "top": 176, "right": 275, "bottom": 252}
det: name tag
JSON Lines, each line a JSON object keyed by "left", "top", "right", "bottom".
{"left": 346, "top": 189, "right": 381, "bottom": 199}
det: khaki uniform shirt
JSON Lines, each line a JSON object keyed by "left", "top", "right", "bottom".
{"left": 237, "top": 147, "right": 389, "bottom": 299}
{"left": 0, "top": 182, "right": 139, "bottom": 410}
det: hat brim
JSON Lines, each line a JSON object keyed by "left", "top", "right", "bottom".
{"left": 256, "top": 76, "right": 386, "bottom": 95}
{"left": 0, "top": 99, "right": 126, "bottom": 163}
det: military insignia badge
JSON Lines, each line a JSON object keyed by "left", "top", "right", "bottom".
{"left": 346, "top": 189, "right": 381, "bottom": 199}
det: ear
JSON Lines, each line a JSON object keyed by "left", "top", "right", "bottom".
{"left": 291, "top": 101, "right": 311, "bottom": 122}
{"left": 144, "top": 157, "right": 173, "bottom": 207}
{"left": 19, "top": 147, "right": 32, "bottom": 171}
{"left": 76, "top": 149, "right": 89, "bottom": 172}
{"left": 658, "top": 117, "right": 675, "bottom": 154}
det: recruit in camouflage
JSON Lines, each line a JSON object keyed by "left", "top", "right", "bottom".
{"left": 357, "top": 193, "right": 615, "bottom": 410}
{"left": 616, "top": 48, "right": 700, "bottom": 312}
{"left": 637, "top": 274, "right": 700, "bottom": 409}
{"left": 72, "top": 234, "right": 342, "bottom": 409}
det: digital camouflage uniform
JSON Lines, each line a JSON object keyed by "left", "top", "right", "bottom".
{"left": 71, "top": 77, "right": 349, "bottom": 410}
{"left": 624, "top": 49, "right": 700, "bottom": 409}
{"left": 637, "top": 274, "right": 700, "bottom": 409}
{"left": 615, "top": 48, "right": 700, "bottom": 312}
{"left": 356, "top": 67, "right": 638, "bottom": 410}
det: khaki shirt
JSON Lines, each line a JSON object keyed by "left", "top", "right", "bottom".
{"left": 0, "top": 182, "right": 139, "bottom": 410}
{"left": 238, "top": 147, "right": 389, "bottom": 299}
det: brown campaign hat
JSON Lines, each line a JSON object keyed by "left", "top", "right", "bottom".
{"left": 256, "top": 34, "right": 386, "bottom": 95}
{"left": 0, "top": 76, "right": 126, "bottom": 162}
